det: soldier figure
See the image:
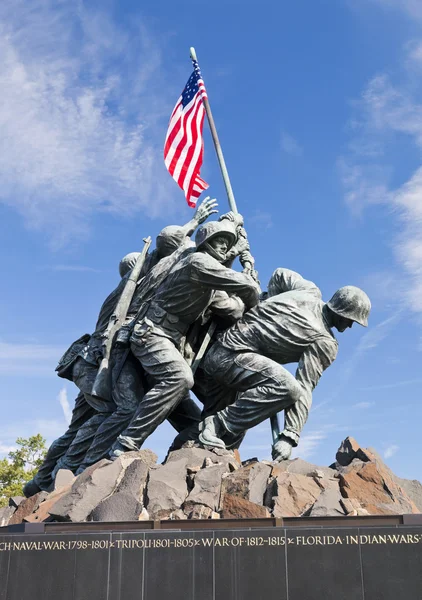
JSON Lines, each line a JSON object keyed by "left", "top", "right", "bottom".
{"left": 198, "top": 268, "right": 371, "bottom": 461}
{"left": 24, "top": 199, "right": 218, "bottom": 495}
{"left": 110, "top": 219, "right": 260, "bottom": 457}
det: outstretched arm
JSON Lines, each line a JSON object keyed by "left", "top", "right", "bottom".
{"left": 272, "top": 337, "right": 337, "bottom": 461}
{"left": 282, "top": 338, "right": 337, "bottom": 445}
{"left": 180, "top": 197, "right": 219, "bottom": 237}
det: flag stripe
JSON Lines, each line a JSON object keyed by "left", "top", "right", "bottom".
{"left": 166, "top": 94, "right": 199, "bottom": 175}
{"left": 163, "top": 60, "right": 209, "bottom": 207}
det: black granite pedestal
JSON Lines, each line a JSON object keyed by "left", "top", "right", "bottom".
{"left": 1, "top": 519, "right": 422, "bottom": 599}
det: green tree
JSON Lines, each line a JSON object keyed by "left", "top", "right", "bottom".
{"left": 0, "top": 435, "right": 47, "bottom": 507}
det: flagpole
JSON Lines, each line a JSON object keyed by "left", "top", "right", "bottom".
{"left": 189, "top": 47, "right": 282, "bottom": 445}
{"left": 190, "top": 47, "right": 238, "bottom": 214}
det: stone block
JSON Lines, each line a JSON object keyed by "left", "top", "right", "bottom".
{"left": 8, "top": 491, "right": 48, "bottom": 525}
{"left": 336, "top": 437, "right": 373, "bottom": 467}
{"left": 339, "top": 459, "right": 419, "bottom": 515}
{"left": 271, "top": 458, "right": 334, "bottom": 479}
{"left": 266, "top": 472, "right": 321, "bottom": 517}
{"left": 188, "top": 505, "right": 213, "bottom": 519}
{"left": 146, "top": 462, "right": 190, "bottom": 520}
{"left": 90, "top": 491, "right": 143, "bottom": 521}
{"left": 0, "top": 506, "right": 15, "bottom": 526}
{"left": 221, "top": 494, "right": 271, "bottom": 519}
{"left": 393, "top": 477, "right": 422, "bottom": 512}
{"left": 147, "top": 446, "right": 236, "bottom": 520}
{"left": 116, "top": 458, "right": 150, "bottom": 502}
{"left": 220, "top": 462, "right": 271, "bottom": 508}
{"left": 8, "top": 496, "right": 25, "bottom": 509}
{"left": 54, "top": 469, "right": 76, "bottom": 491}
{"left": 184, "top": 464, "right": 230, "bottom": 513}
{"left": 49, "top": 457, "right": 133, "bottom": 522}
{"left": 25, "top": 485, "right": 72, "bottom": 523}
{"left": 309, "top": 486, "right": 345, "bottom": 517}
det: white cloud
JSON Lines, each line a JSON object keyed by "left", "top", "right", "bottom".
{"left": 0, "top": 443, "right": 16, "bottom": 456}
{"left": 384, "top": 444, "right": 399, "bottom": 458}
{"left": 0, "top": 417, "right": 68, "bottom": 460}
{"left": 0, "top": 0, "right": 177, "bottom": 247}
{"left": 58, "top": 387, "right": 72, "bottom": 425}
{"left": 281, "top": 131, "right": 303, "bottom": 157}
{"left": 325, "top": 313, "right": 400, "bottom": 405}
{"left": 359, "top": 378, "right": 422, "bottom": 391}
{"left": 353, "top": 401, "right": 374, "bottom": 409}
{"left": 339, "top": 56, "right": 422, "bottom": 317}
{"left": 0, "top": 341, "right": 63, "bottom": 376}
{"left": 291, "top": 430, "right": 327, "bottom": 459}
{"left": 370, "top": 0, "right": 422, "bottom": 21}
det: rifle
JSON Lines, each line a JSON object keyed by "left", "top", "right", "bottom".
{"left": 90, "top": 236, "right": 152, "bottom": 401}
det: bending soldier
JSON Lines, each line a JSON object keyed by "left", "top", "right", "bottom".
{"left": 110, "top": 219, "right": 260, "bottom": 458}
{"left": 198, "top": 268, "right": 371, "bottom": 461}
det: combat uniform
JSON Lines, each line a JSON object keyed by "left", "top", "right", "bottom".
{"left": 113, "top": 250, "right": 260, "bottom": 453}
{"left": 201, "top": 269, "right": 338, "bottom": 447}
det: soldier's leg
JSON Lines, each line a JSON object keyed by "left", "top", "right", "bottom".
{"left": 199, "top": 343, "right": 301, "bottom": 447}
{"left": 52, "top": 412, "right": 110, "bottom": 475}
{"left": 167, "top": 393, "right": 202, "bottom": 450}
{"left": 193, "top": 366, "right": 237, "bottom": 417}
{"left": 24, "top": 392, "right": 95, "bottom": 495}
{"left": 75, "top": 350, "right": 145, "bottom": 472}
{"left": 51, "top": 357, "right": 117, "bottom": 474}
{"left": 112, "top": 333, "right": 194, "bottom": 454}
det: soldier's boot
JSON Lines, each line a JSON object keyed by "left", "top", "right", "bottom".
{"left": 198, "top": 415, "right": 226, "bottom": 449}
{"left": 23, "top": 479, "right": 42, "bottom": 498}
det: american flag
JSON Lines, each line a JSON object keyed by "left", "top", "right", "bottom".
{"left": 164, "top": 60, "right": 209, "bottom": 207}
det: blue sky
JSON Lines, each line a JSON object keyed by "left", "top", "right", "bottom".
{"left": 1, "top": 0, "right": 421, "bottom": 480}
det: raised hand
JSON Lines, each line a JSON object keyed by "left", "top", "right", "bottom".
{"left": 194, "top": 196, "right": 218, "bottom": 224}
{"left": 219, "top": 211, "right": 244, "bottom": 228}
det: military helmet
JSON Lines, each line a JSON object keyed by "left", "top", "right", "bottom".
{"left": 195, "top": 220, "right": 237, "bottom": 250}
{"left": 119, "top": 252, "right": 141, "bottom": 278}
{"left": 327, "top": 286, "right": 371, "bottom": 327}
{"left": 156, "top": 225, "right": 187, "bottom": 258}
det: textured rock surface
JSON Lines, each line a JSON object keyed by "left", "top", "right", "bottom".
{"left": 267, "top": 472, "right": 322, "bottom": 517}
{"left": 338, "top": 459, "right": 418, "bottom": 515}
{"left": 220, "top": 462, "right": 271, "bottom": 508}
{"left": 184, "top": 463, "right": 230, "bottom": 514}
{"left": 2, "top": 437, "right": 420, "bottom": 524}
{"left": 272, "top": 458, "right": 334, "bottom": 480}
{"left": 90, "top": 492, "right": 143, "bottom": 522}
{"left": 49, "top": 458, "right": 132, "bottom": 522}
{"left": 26, "top": 486, "right": 72, "bottom": 523}
{"left": 8, "top": 496, "right": 25, "bottom": 509}
{"left": 309, "top": 486, "right": 345, "bottom": 517}
{"left": 9, "top": 491, "right": 48, "bottom": 525}
{"left": 336, "top": 436, "right": 373, "bottom": 467}
{"left": 221, "top": 494, "right": 271, "bottom": 519}
{"left": 146, "top": 446, "right": 238, "bottom": 519}
{"left": 0, "top": 506, "right": 15, "bottom": 527}
{"left": 394, "top": 477, "right": 422, "bottom": 512}
{"left": 54, "top": 469, "right": 76, "bottom": 491}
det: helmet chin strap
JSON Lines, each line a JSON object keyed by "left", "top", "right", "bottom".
{"left": 201, "top": 241, "right": 227, "bottom": 263}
